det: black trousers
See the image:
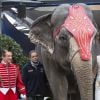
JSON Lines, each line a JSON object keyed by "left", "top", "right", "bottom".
{"left": 27, "top": 96, "right": 44, "bottom": 100}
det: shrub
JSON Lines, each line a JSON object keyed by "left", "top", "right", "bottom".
{"left": 0, "top": 34, "right": 28, "bottom": 69}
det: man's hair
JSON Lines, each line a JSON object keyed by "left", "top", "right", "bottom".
{"left": 29, "top": 50, "right": 38, "bottom": 58}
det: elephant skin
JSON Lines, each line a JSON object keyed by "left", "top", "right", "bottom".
{"left": 28, "top": 3, "right": 97, "bottom": 100}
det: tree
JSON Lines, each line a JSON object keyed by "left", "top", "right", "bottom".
{"left": 0, "top": 34, "right": 28, "bottom": 69}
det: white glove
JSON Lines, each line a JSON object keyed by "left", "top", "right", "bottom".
{"left": 44, "top": 97, "right": 50, "bottom": 100}
{"left": 20, "top": 94, "right": 27, "bottom": 99}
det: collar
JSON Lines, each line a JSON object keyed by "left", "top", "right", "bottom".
{"left": 1, "top": 60, "right": 12, "bottom": 66}
{"left": 30, "top": 61, "right": 39, "bottom": 69}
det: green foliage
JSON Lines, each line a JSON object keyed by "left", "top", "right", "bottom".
{"left": 0, "top": 34, "right": 28, "bottom": 69}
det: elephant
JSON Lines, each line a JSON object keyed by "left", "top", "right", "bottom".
{"left": 28, "top": 3, "right": 98, "bottom": 100}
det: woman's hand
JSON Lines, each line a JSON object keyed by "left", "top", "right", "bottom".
{"left": 20, "top": 94, "right": 27, "bottom": 100}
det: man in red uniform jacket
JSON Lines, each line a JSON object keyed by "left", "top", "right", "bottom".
{"left": 0, "top": 49, "right": 27, "bottom": 100}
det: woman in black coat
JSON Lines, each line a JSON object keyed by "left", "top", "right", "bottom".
{"left": 22, "top": 50, "right": 50, "bottom": 100}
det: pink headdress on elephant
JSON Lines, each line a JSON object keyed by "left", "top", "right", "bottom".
{"left": 55, "top": 5, "right": 95, "bottom": 60}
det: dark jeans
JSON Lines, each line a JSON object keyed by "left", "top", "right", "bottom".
{"left": 27, "top": 96, "right": 44, "bottom": 100}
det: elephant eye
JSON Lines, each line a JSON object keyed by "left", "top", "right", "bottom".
{"left": 60, "top": 36, "right": 66, "bottom": 40}
{"left": 59, "top": 35, "right": 68, "bottom": 41}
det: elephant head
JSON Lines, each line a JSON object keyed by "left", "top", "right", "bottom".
{"left": 29, "top": 3, "right": 97, "bottom": 100}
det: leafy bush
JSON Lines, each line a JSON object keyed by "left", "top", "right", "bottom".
{"left": 0, "top": 34, "right": 28, "bottom": 69}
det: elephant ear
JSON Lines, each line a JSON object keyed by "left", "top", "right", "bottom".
{"left": 28, "top": 13, "right": 54, "bottom": 54}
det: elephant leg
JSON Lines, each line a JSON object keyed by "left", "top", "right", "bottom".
{"left": 41, "top": 48, "right": 68, "bottom": 100}
{"left": 41, "top": 52, "right": 68, "bottom": 100}
{"left": 45, "top": 66, "right": 68, "bottom": 100}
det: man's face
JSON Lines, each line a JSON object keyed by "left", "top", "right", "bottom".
{"left": 3, "top": 51, "right": 12, "bottom": 64}
{"left": 30, "top": 52, "right": 39, "bottom": 63}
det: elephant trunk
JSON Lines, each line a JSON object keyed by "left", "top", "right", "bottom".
{"left": 72, "top": 52, "right": 93, "bottom": 100}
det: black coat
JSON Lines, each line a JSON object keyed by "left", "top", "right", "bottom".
{"left": 22, "top": 61, "right": 48, "bottom": 97}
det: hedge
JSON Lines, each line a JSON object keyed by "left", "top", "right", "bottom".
{"left": 0, "top": 34, "right": 28, "bottom": 69}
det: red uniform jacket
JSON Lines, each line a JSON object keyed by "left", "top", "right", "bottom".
{"left": 0, "top": 62, "right": 26, "bottom": 95}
